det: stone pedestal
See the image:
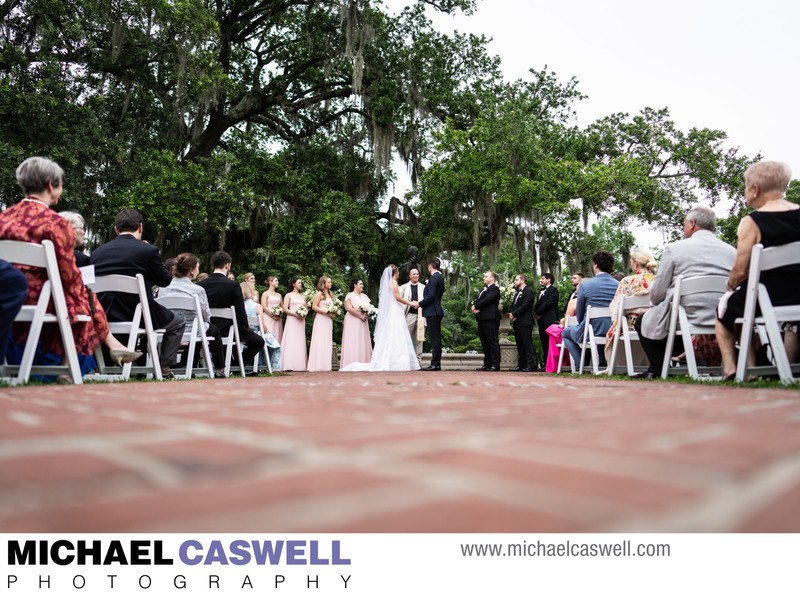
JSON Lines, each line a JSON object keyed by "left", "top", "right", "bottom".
{"left": 498, "top": 315, "right": 516, "bottom": 370}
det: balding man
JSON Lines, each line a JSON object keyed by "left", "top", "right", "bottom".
{"left": 634, "top": 206, "right": 736, "bottom": 378}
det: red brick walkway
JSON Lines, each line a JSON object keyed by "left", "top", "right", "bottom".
{"left": 1, "top": 372, "right": 799, "bottom": 532}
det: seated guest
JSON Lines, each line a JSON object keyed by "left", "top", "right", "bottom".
{"left": 546, "top": 282, "right": 582, "bottom": 372}
{"left": 560, "top": 251, "right": 619, "bottom": 368}
{"left": 91, "top": 208, "right": 183, "bottom": 378}
{"left": 241, "top": 280, "right": 272, "bottom": 334}
{"left": 604, "top": 247, "right": 658, "bottom": 364}
{"left": 0, "top": 157, "right": 140, "bottom": 375}
{"left": 198, "top": 251, "right": 265, "bottom": 373}
{"left": 634, "top": 206, "right": 736, "bottom": 379}
{"left": 241, "top": 281, "right": 281, "bottom": 371}
{"left": 159, "top": 253, "right": 226, "bottom": 378}
{"left": 59, "top": 211, "right": 90, "bottom": 267}
{"left": 716, "top": 161, "right": 800, "bottom": 380}
{"left": 0, "top": 261, "right": 27, "bottom": 364}
{"left": 566, "top": 272, "right": 584, "bottom": 304}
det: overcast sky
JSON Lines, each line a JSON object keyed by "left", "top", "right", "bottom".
{"left": 385, "top": 0, "right": 799, "bottom": 245}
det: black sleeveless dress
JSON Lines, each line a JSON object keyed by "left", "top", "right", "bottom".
{"left": 719, "top": 208, "right": 800, "bottom": 330}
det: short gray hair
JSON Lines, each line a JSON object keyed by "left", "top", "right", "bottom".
{"left": 16, "top": 157, "right": 64, "bottom": 195}
{"left": 59, "top": 211, "right": 85, "bottom": 230}
{"left": 745, "top": 161, "right": 792, "bottom": 194}
{"left": 686, "top": 206, "right": 716, "bottom": 232}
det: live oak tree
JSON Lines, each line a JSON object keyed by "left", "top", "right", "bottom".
{"left": 415, "top": 70, "right": 756, "bottom": 275}
{"left": 0, "top": 0, "right": 495, "bottom": 275}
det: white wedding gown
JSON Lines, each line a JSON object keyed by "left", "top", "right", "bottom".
{"left": 340, "top": 266, "right": 421, "bottom": 372}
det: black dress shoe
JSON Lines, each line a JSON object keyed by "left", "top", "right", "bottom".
{"left": 510, "top": 366, "right": 524, "bottom": 372}
{"left": 421, "top": 365, "right": 441, "bottom": 371}
{"left": 520, "top": 367, "right": 534, "bottom": 372}
{"left": 632, "top": 371, "right": 657, "bottom": 379}
{"left": 485, "top": 366, "right": 500, "bottom": 371}
{"left": 534, "top": 366, "right": 546, "bottom": 372}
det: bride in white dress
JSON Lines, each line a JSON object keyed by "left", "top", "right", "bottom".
{"left": 340, "top": 264, "right": 421, "bottom": 371}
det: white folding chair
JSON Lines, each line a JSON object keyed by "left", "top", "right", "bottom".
{"left": 0, "top": 240, "right": 85, "bottom": 385}
{"left": 247, "top": 314, "right": 273, "bottom": 374}
{"left": 606, "top": 295, "right": 652, "bottom": 376}
{"left": 89, "top": 274, "right": 163, "bottom": 381}
{"left": 735, "top": 242, "right": 800, "bottom": 384}
{"left": 155, "top": 294, "right": 215, "bottom": 379}
{"left": 578, "top": 306, "right": 611, "bottom": 374}
{"left": 661, "top": 275, "right": 727, "bottom": 379}
{"left": 210, "top": 306, "right": 246, "bottom": 377}
{"left": 556, "top": 315, "right": 577, "bottom": 373}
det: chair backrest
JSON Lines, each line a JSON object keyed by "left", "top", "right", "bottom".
{"left": 0, "top": 239, "right": 67, "bottom": 311}
{"left": 210, "top": 306, "right": 235, "bottom": 322}
{"left": 586, "top": 306, "right": 611, "bottom": 322}
{"left": 581, "top": 305, "right": 611, "bottom": 345}
{"left": 741, "top": 241, "right": 800, "bottom": 321}
{"left": 564, "top": 315, "right": 578, "bottom": 328}
{"left": 0, "top": 239, "right": 83, "bottom": 384}
{"left": 1, "top": 239, "right": 49, "bottom": 268}
{"left": 619, "top": 294, "right": 651, "bottom": 311}
{"left": 751, "top": 240, "right": 800, "bottom": 274}
{"left": 89, "top": 273, "right": 151, "bottom": 329}
{"left": 673, "top": 274, "right": 728, "bottom": 299}
{"left": 155, "top": 294, "right": 203, "bottom": 334}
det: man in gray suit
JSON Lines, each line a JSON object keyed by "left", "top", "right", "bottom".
{"left": 561, "top": 251, "right": 619, "bottom": 368}
{"left": 634, "top": 206, "right": 736, "bottom": 378}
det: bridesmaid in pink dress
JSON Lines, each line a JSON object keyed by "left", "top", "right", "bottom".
{"left": 281, "top": 277, "right": 308, "bottom": 371}
{"left": 260, "top": 275, "right": 283, "bottom": 344}
{"left": 339, "top": 278, "right": 373, "bottom": 368}
{"left": 307, "top": 275, "right": 337, "bottom": 371}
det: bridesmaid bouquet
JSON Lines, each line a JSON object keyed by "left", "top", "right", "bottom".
{"left": 268, "top": 304, "right": 283, "bottom": 317}
{"left": 295, "top": 305, "right": 309, "bottom": 319}
{"left": 359, "top": 302, "right": 378, "bottom": 320}
{"left": 326, "top": 295, "right": 343, "bottom": 317}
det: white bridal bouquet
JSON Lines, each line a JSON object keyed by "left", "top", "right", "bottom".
{"left": 295, "top": 305, "right": 309, "bottom": 319}
{"left": 359, "top": 302, "right": 378, "bottom": 320}
{"left": 268, "top": 304, "right": 283, "bottom": 317}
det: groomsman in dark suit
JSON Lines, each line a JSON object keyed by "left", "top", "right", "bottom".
{"left": 90, "top": 208, "right": 184, "bottom": 378}
{"left": 471, "top": 270, "right": 501, "bottom": 371}
{"left": 508, "top": 273, "right": 535, "bottom": 372}
{"left": 533, "top": 272, "right": 559, "bottom": 370}
{"left": 418, "top": 257, "right": 444, "bottom": 371}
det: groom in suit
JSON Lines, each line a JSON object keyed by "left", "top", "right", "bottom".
{"left": 471, "top": 270, "right": 501, "bottom": 371}
{"left": 417, "top": 257, "right": 444, "bottom": 371}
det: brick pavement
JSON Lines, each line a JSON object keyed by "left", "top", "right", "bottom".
{"left": 1, "top": 372, "right": 799, "bottom": 533}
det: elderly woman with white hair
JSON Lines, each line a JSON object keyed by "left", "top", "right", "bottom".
{"left": 604, "top": 246, "right": 659, "bottom": 363}
{"left": 0, "top": 157, "right": 141, "bottom": 375}
{"left": 58, "top": 210, "right": 90, "bottom": 266}
{"left": 716, "top": 161, "right": 800, "bottom": 380}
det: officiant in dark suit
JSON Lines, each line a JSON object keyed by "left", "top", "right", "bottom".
{"left": 533, "top": 273, "right": 559, "bottom": 370}
{"left": 471, "top": 270, "right": 501, "bottom": 371}
{"left": 508, "top": 273, "right": 535, "bottom": 371}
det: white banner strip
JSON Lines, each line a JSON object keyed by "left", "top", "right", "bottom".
{"left": 2, "top": 533, "right": 797, "bottom": 593}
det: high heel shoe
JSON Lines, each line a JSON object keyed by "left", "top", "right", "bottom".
{"left": 110, "top": 349, "right": 142, "bottom": 365}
